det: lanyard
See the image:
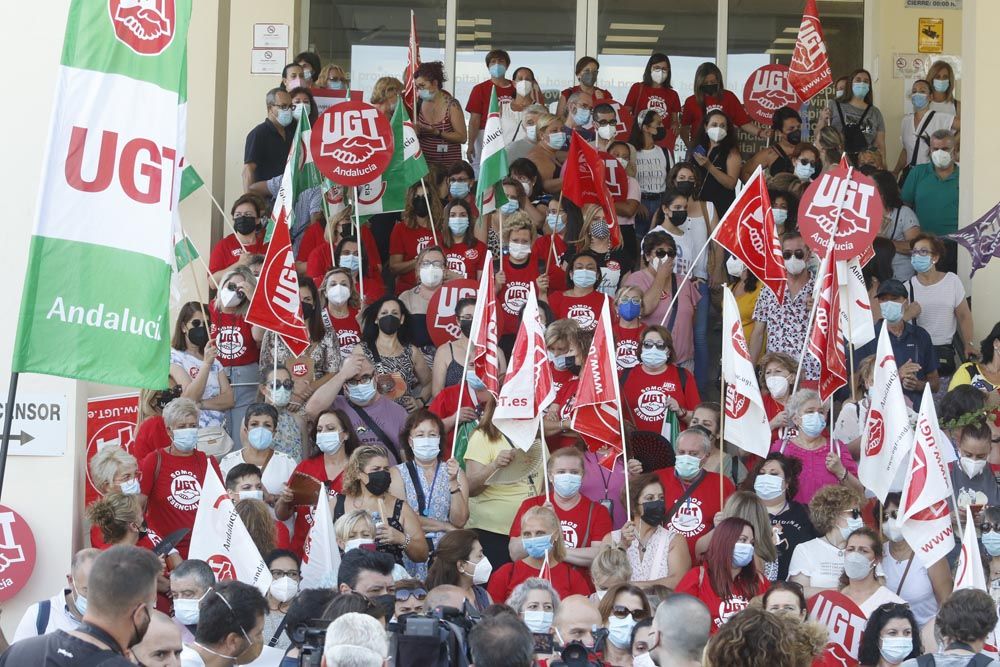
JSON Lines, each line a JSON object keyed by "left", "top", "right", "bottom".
{"left": 420, "top": 464, "right": 441, "bottom": 517}
{"left": 77, "top": 622, "right": 126, "bottom": 656}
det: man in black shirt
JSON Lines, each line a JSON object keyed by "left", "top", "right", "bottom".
{"left": 243, "top": 87, "right": 295, "bottom": 192}
{"left": 0, "top": 545, "right": 161, "bottom": 666}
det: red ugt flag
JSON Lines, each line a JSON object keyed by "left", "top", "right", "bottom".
{"left": 807, "top": 254, "right": 847, "bottom": 401}
{"left": 470, "top": 250, "right": 500, "bottom": 397}
{"left": 789, "top": 0, "right": 833, "bottom": 102}
{"left": 570, "top": 299, "right": 623, "bottom": 468}
{"left": 714, "top": 167, "right": 787, "bottom": 303}
{"left": 401, "top": 10, "right": 421, "bottom": 111}
{"left": 562, "top": 133, "right": 622, "bottom": 248}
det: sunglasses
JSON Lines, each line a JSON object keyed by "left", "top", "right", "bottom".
{"left": 881, "top": 509, "right": 899, "bottom": 522}
{"left": 225, "top": 282, "right": 244, "bottom": 292}
{"left": 782, "top": 249, "right": 806, "bottom": 260}
{"left": 620, "top": 296, "right": 642, "bottom": 306}
{"left": 395, "top": 588, "right": 428, "bottom": 602}
{"left": 642, "top": 341, "right": 667, "bottom": 350}
{"left": 611, "top": 605, "right": 648, "bottom": 620}
{"left": 982, "top": 523, "right": 1000, "bottom": 534}
{"left": 653, "top": 248, "right": 677, "bottom": 259}
{"left": 188, "top": 319, "right": 204, "bottom": 329}
{"left": 271, "top": 380, "right": 294, "bottom": 391}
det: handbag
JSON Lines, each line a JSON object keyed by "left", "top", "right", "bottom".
{"left": 197, "top": 424, "right": 234, "bottom": 458}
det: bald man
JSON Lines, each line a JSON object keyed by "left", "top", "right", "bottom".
{"left": 653, "top": 593, "right": 710, "bottom": 667}
{"left": 553, "top": 595, "right": 602, "bottom": 649}
{"left": 12, "top": 548, "right": 100, "bottom": 643}
{"left": 424, "top": 585, "right": 468, "bottom": 614}
{"left": 132, "top": 610, "right": 183, "bottom": 667}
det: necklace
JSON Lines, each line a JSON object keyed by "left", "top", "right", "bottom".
{"left": 821, "top": 535, "right": 845, "bottom": 557}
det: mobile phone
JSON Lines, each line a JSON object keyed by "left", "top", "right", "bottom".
{"left": 532, "top": 632, "right": 554, "bottom": 655}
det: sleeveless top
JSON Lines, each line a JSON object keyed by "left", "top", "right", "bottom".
{"left": 698, "top": 146, "right": 736, "bottom": 217}
{"left": 769, "top": 144, "right": 793, "bottom": 176}
{"left": 334, "top": 494, "right": 406, "bottom": 564}
{"left": 445, "top": 343, "right": 465, "bottom": 388}
{"left": 398, "top": 462, "right": 452, "bottom": 579}
{"left": 364, "top": 342, "right": 421, "bottom": 406}
{"left": 418, "top": 95, "right": 463, "bottom": 166}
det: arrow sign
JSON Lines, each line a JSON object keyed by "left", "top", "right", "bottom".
{"left": 9, "top": 432, "right": 33, "bottom": 446}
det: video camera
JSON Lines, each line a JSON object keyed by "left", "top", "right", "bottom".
{"left": 549, "top": 628, "right": 610, "bottom": 667}
{"left": 390, "top": 602, "right": 481, "bottom": 667}
{"left": 291, "top": 620, "right": 328, "bottom": 667}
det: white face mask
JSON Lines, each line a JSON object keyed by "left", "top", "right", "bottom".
{"left": 465, "top": 556, "right": 493, "bottom": 585}
{"left": 726, "top": 256, "right": 745, "bottom": 277}
{"left": 508, "top": 242, "right": 531, "bottom": 261}
{"left": 269, "top": 576, "right": 299, "bottom": 603}
{"left": 597, "top": 125, "right": 617, "bottom": 141}
{"left": 765, "top": 375, "right": 790, "bottom": 398}
{"left": 515, "top": 80, "right": 532, "bottom": 97}
{"left": 784, "top": 256, "right": 807, "bottom": 275}
{"left": 173, "top": 597, "right": 201, "bottom": 626}
{"left": 221, "top": 286, "right": 242, "bottom": 308}
{"left": 930, "top": 149, "right": 953, "bottom": 169}
{"left": 706, "top": 126, "right": 727, "bottom": 142}
{"left": 345, "top": 538, "right": 375, "bottom": 552}
{"left": 326, "top": 284, "right": 351, "bottom": 305}
{"left": 239, "top": 489, "right": 264, "bottom": 502}
{"left": 420, "top": 265, "right": 444, "bottom": 287}
{"left": 525, "top": 125, "right": 538, "bottom": 142}
{"left": 960, "top": 456, "right": 987, "bottom": 478}
{"left": 651, "top": 69, "right": 668, "bottom": 84}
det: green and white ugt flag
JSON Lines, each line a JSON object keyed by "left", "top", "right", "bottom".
{"left": 475, "top": 86, "right": 508, "bottom": 215}
{"left": 356, "top": 103, "right": 428, "bottom": 216}
{"left": 12, "top": 0, "right": 191, "bottom": 388}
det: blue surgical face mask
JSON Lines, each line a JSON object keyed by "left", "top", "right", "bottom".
{"left": 911, "top": 254, "right": 933, "bottom": 273}
{"left": 618, "top": 302, "right": 641, "bottom": 322}
{"left": 641, "top": 347, "right": 668, "bottom": 368}
{"left": 500, "top": 200, "right": 519, "bottom": 215}
{"left": 339, "top": 254, "right": 361, "bottom": 272}
{"left": 674, "top": 454, "right": 702, "bottom": 480}
{"left": 732, "top": 542, "right": 755, "bottom": 568}
{"left": 489, "top": 63, "right": 507, "bottom": 78}
{"left": 120, "top": 478, "right": 141, "bottom": 495}
{"left": 852, "top": 82, "right": 870, "bottom": 98}
{"left": 572, "top": 269, "right": 597, "bottom": 288}
{"left": 467, "top": 371, "right": 487, "bottom": 392}
{"left": 73, "top": 583, "right": 88, "bottom": 616}
{"left": 347, "top": 380, "right": 377, "bottom": 404}
{"left": 800, "top": 412, "right": 826, "bottom": 437}
{"left": 547, "top": 212, "right": 565, "bottom": 234}
{"left": 772, "top": 208, "right": 788, "bottom": 226}
{"left": 522, "top": 534, "right": 553, "bottom": 558}
{"left": 523, "top": 609, "right": 553, "bottom": 634}
{"left": 172, "top": 428, "right": 198, "bottom": 452}
{"left": 880, "top": 636, "right": 914, "bottom": 664}
{"left": 552, "top": 473, "right": 583, "bottom": 499}
{"left": 911, "top": 92, "right": 929, "bottom": 109}
{"left": 411, "top": 436, "right": 441, "bottom": 462}
{"left": 932, "top": 78, "right": 950, "bottom": 93}
{"left": 271, "top": 386, "right": 292, "bottom": 408}
{"left": 277, "top": 108, "right": 294, "bottom": 126}
{"left": 419, "top": 88, "right": 435, "bottom": 101}
{"left": 551, "top": 353, "right": 573, "bottom": 371}
{"left": 449, "top": 181, "right": 470, "bottom": 199}
{"left": 983, "top": 531, "right": 1000, "bottom": 556}
{"left": 794, "top": 162, "right": 814, "bottom": 181}
{"left": 607, "top": 614, "right": 636, "bottom": 649}
{"left": 448, "top": 216, "right": 470, "bottom": 236}
{"left": 573, "top": 108, "right": 592, "bottom": 126}
{"left": 881, "top": 300, "right": 904, "bottom": 323}
{"left": 327, "top": 80, "right": 345, "bottom": 91}
{"left": 316, "top": 431, "right": 342, "bottom": 455}
{"left": 247, "top": 426, "right": 274, "bottom": 451}
{"left": 841, "top": 516, "right": 865, "bottom": 541}
{"left": 754, "top": 474, "right": 784, "bottom": 501}
{"left": 547, "top": 132, "right": 566, "bottom": 150}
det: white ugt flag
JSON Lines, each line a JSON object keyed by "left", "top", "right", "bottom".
{"left": 837, "top": 258, "right": 875, "bottom": 347}
{"left": 188, "top": 466, "right": 272, "bottom": 596}
{"left": 720, "top": 286, "right": 770, "bottom": 456}
{"left": 300, "top": 487, "right": 341, "bottom": 590}
{"left": 899, "top": 384, "right": 953, "bottom": 568}
{"left": 859, "top": 324, "right": 914, "bottom": 501}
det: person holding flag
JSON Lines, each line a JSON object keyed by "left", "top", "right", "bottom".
{"left": 496, "top": 213, "right": 550, "bottom": 355}
{"left": 622, "top": 325, "right": 700, "bottom": 438}
{"left": 209, "top": 194, "right": 270, "bottom": 282}
{"left": 465, "top": 49, "right": 516, "bottom": 163}
{"left": 527, "top": 114, "right": 570, "bottom": 194}
{"left": 542, "top": 319, "right": 588, "bottom": 451}
{"left": 388, "top": 182, "right": 443, "bottom": 294}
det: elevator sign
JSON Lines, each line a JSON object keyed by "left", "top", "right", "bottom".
{"left": 0, "top": 392, "right": 68, "bottom": 457}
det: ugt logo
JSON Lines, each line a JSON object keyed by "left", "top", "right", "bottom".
{"left": 109, "top": 0, "right": 176, "bottom": 56}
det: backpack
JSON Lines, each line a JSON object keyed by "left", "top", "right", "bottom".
{"left": 916, "top": 654, "right": 995, "bottom": 667}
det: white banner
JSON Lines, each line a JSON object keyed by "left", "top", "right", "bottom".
{"left": 300, "top": 486, "right": 341, "bottom": 590}
{"left": 721, "top": 286, "right": 771, "bottom": 456}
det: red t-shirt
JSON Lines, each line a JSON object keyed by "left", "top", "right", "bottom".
{"left": 622, "top": 365, "right": 701, "bottom": 436}
{"left": 487, "top": 559, "right": 591, "bottom": 604}
{"left": 532, "top": 235, "right": 569, "bottom": 293}
{"left": 276, "top": 521, "right": 291, "bottom": 550}
{"left": 208, "top": 233, "right": 268, "bottom": 274}
{"left": 656, "top": 468, "right": 735, "bottom": 562}
{"left": 762, "top": 393, "right": 797, "bottom": 442}
{"left": 510, "top": 495, "right": 612, "bottom": 550}
{"left": 624, "top": 83, "right": 682, "bottom": 149}
{"left": 428, "top": 384, "right": 477, "bottom": 458}
{"left": 297, "top": 222, "right": 325, "bottom": 263}
{"left": 498, "top": 256, "right": 542, "bottom": 337}
{"left": 547, "top": 291, "right": 610, "bottom": 332}
{"left": 681, "top": 90, "right": 752, "bottom": 132}
{"left": 444, "top": 241, "right": 486, "bottom": 280}
{"left": 549, "top": 375, "right": 581, "bottom": 451}
{"left": 208, "top": 303, "right": 260, "bottom": 367}
{"left": 612, "top": 323, "right": 643, "bottom": 372}
{"left": 139, "top": 449, "right": 222, "bottom": 558}
{"left": 305, "top": 229, "right": 384, "bottom": 298}
{"left": 674, "top": 565, "right": 769, "bottom": 634}
{"left": 131, "top": 416, "right": 170, "bottom": 464}
{"left": 289, "top": 455, "right": 344, "bottom": 559}
{"left": 325, "top": 307, "right": 362, "bottom": 356}
{"left": 466, "top": 80, "right": 516, "bottom": 124}
{"left": 560, "top": 85, "right": 612, "bottom": 103}
{"left": 389, "top": 224, "right": 435, "bottom": 293}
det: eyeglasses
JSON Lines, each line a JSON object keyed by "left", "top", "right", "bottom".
{"left": 395, "top": 588, "right": 428, "bottom": 602}
{"left": 642, "top": 341, "right": 667, "bottom": 350}
{"left": 271, "top": 380, "right": 294, "bottom": 391}
{"left": 595, "top": 118, "right": 617, "bottom": 127}
{"left": 782, "top": 249, "right": 806, "bottom": 260}
{"left": 457, "top": 316, "right": 474, "bottom": 323}
{"left": 842, "top": 509, "right": 862, "bottom": 520}
{"left": 271, "top": 104, "right": 292, "bottom": 111}
{"left": 346, "top": 375, "right": 374, "bottom": 386}
{"left": 982, "top": 523, "right": 1000, "bottom": 534}
{"left": 620, "top": 296, "right": 642, "bottom": 306}
{"left": 912, "top": 249, "right": 934, "bottom": 257}
{"left": 420, "top": 260, "right": 445, "bottom": 269}
{"left": 611, "top": 605, "right": 648, "bottom": 620}
{"left": 270, "top": 569, "right": 301, "bottom": 580}
{"left": 188, "top": 319, "right": 204, "bottom": 329}
{"left": 448, "top": 177, "right": 470, "bottom": 184}
{"left": 881, "top": 509, "right": 898, "bottom": 521}
{"left": 653, "top": 248, "right": 677, "bottom": 258}
{"left": 798, "top": 159, "right": 815, "bottom": 167}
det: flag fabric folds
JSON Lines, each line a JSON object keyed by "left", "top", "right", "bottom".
{"left": 300, "top": 490, "right": 341, "bottom": 590}
{"left": 475, "top": 87, "right": 509, "bottom": 215}
{"left": 179, "top": 163, "right": 203, "bottom": 202}
{"left": 12, "top": 0, "right": 192, "bottom": 388}
{"left": 720, "top": 286, "right": 771, "bottom": 457}
{"left": 837, "top": 258, "right": 875, "bottom": 348}
{"left": 788, "top": 0, "right": 833, "bottom": 103}
{"left": 357, "top": 104, "right": 428, "bottom": 217}
{"left": 807, "top": 253, "right": 848, "bottom": 402}
{"left": 570, "top": 299, "right": 624, "bottom": 467}
{"left": 561, "top": 134, "right": 623, "bottom": 248}
{"left": 469, "top": 250, "right": 500, "bottom": 397}
{"left": 401, "top": 11, "right": 420, "bottom": 112}
{"left": 173, "top": 235, "right": 199, "bottom": 272}
{"left": 946, "top": 202, "right": 1000, "bottom": 278}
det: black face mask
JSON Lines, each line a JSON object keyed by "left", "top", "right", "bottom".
{"left": 365, "top": 470, "right": 392, "bottom": 496}
{"left": 129, "top": 604, "right": 152, "bottom": 649}
{"left": 675, "top": 181, "right": 695, "bottom": 197}
{"left": 652, "top": 127, "right": 667, "bottom": 142}
{"left": 187, "top": 324, "right": 209, "bottom": 348}
{"left": 234, "top": 215, "right": 258, "bottom": 235}
{"left": 786, "top": 129, "right": 802, "bottom": 145}
{"left": 412, "top": 197, "right": 429, "bottom": 218}
{"left": 459, "top": 320, "right": 473, "bottom": 338}
{"left": 302, "top": 303, "right": 315, "bottom": 321}
{"left": 566, "top": 359, "right": 582, "bottom": 376}
{"left": 640, "top": 499, "right": 666, "bottom": 527}
{"left": 378, "top": 314, "right": 401, "bottom": 335}
{"left": 372, "top": 593, "right": 397, "bottom": 621}
{"left": 669, "top": 210, "right": 688, "bottom": 226}
{"left": 700, "top": 83, "right": 720, "bottom": 96}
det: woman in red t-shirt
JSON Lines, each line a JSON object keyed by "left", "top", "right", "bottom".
{"left": 758, "top": 352, "right": 798, "bottom": 441}
{"left": 275, "top": 408, "right": 361, "bottom": 559}
{"left": 547, "top": 251, "right": 611, "bottom": 333}
{"left": 389, "top": 182, "right": 444, "bottom": 293}
{"left": 208, "top": 193, "right": 269, "bottom": 284}
{"left": 625, "top": 53, "right": 682, "bottom": 152}
{"left": 613, "top": 285, "right": 645, "bottom": 372}
{"left": 556, "top": 56, "right": 612, "bottom": 118}
{"left": 320, "top": 268, "right": 363, "bottom": 359}
{"left": 496, "top": 213, "right": 548, "bottom": 347}
{"left": 486, "top": 505, "right": 591, "bottom": 603}
{"left": 675, "top": 517, "right": 770, "bottom": 634}
{"left": 542, "top": 319, "right": 589, "bottom": 451}
{"left": 533, "top": 199, "right": 579, "bottom": 294}
{"left": 441, "top": 199, "right": 486, "bottom": 281}
{"left": 622, "top": 326, "right": 701, "bottom": 436}
{"left": 681, "top": 62, "right": 765, "bottom": 144}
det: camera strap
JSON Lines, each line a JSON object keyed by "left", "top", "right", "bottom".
{"left": 268, "top": 616, "right": 288, "bottom": 647}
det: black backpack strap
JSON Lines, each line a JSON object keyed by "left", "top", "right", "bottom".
{"left": 677, "top": 367, "right": 688, "bottom": 393}
{"left": 907, "top": 277, "right": 915, "bottom": 303}
{"left": 667, "top": 273, "right": 679, "bottom": 331}
{"left": 665, "top": 472, "right": 706, "bottom": 526}
{"left": 268, "top": 615, "right": 289, "bottom": 647}
{"left": 35, "top": 599, "right": 51, "bottom": 635}
{"left": 969, "top": 654, "right": 995, "bottom": 666}
{"left": 915, "top": 653, "right": 935, "bottom": 667}
{"left": 333, "top": 493, "right": 346, "bottom": 521}
{"left": 834, "top": 101, "right": 848, "bottom": 127}
{"left": 911, "top": 111, "right": 937, "bottom": 167}
{"left": 348, "top": 402, "right": 402, "bottom": 462}
{"left": 405, "top": 462, "right": 427, "bottom": 516}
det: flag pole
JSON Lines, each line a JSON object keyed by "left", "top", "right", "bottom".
{"left": 546, "top": 192, "right": 565, "bottom": 275}
{"left": 205, "top": 188, "right": 248, "bottom": 254}
{"left": 0, "top": 373, "right": 20, "bottom": 498}
{"left": 353, "top": 188, "right": 366, "bottom": 307}
{"left": 420, "top": 178, "right": 440, "bottom": 247}
{"left": 720, "top": 376, "right": 726, "bottom": 508}
{"left": 179, "top": 225, "right": 222, "bottom": 292}
{"left": 181, "top": 240, "right": 211, "bottom": 331}
{"left": 451, "top": 330, "right": 474, "bottom": 460}
{"left": 841, "top": 266, "right": 857, "bottom": 402}
{"left": 657, "top": 220, "right": 723, "bottom": 327}
{"left": 538, "top": 422, "right": 551, "bottom": 500}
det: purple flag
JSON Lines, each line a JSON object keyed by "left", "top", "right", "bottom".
{"left": 946, "top": 203, "right": 1000, "bottom": 277}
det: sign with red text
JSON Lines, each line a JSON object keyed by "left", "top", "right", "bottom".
{"left": 798, "top": 166, "right": 883, "bottom": 261}
{"left": 0, "top": 506, "right": 36, "bottom": 602}
{"left": 601, "top": 152, "right": 629, "bottom": 202}
{"left": 85, "top": 394, "right": 140, "bottom": 503}
{"left": 311, "top": 99, "right": 394, "bottom": 186}
{"left": 808, "top": 590, "right": 865, "bottom": 666}
{"left": 742, "top": 64, "right": 802, "bottom": 126}
{"left": 426, "top": 279, "right": 478, "bottom": 347}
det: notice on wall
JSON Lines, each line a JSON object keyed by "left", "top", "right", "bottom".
{"left": 251, "top": 48, "right": 286, "bottom": 75}
{"left": 253, "top": 23, "right": 289, "bottom": 49}
{"left": 904, "top": 0, "right": 960, "bottom": 8}
{"left": 893, "top": 53, "right": 931, "bottom": 79}
{"left": 918, "top": 18, "right": 945, "bottom": 53}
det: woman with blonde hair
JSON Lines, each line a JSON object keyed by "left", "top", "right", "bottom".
{"left": 236, "top": 498, "right": 280, "bottom": 557}
{"left": 589, "top": 544, "right": 634, "bottom": 602}
{"left": 927, "top": 60, "right": 961, "bottom": 116}
{"left": 527, "top": 113, "right": 568, "bottom": 194}
{"left": 598, "top": 583, "right": 652, "bottom": 666}
{"left": 369, "top": 76, "right": 403, "bottom": 117}
{"left": 486, "top": 505, "right": 591, "bottom": 602}
{"left": 574, "top": 204, "right": 632, "bottom": 297}
{"left": 86, "top": 492, "right": 147, "bottom": 548}
{"left": 319, "top": 268, "right": 363, "bottom": 359}
{"left": 317, "top": 63, "right": 349, "bottom": 91}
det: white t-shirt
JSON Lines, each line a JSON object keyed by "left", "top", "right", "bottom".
{"left": 219, "top": 449, "right": 297, "bottom": 495}
{"left": 885, "top": 206, "right": 920, "bottom": 281}
{"left": 858, "top": 586, "right": 906, "bottom": 619}
{"left": 501, "top": 102, "right": 526, "bottom": 144}
{"left": 636, "top": 148, "right": 668, "bottom": 195}
{"left": 909, "top": 272, "right": 965, "bottom": 345}
{"left": 788, "top": 538, "right": 845, "bottom": 589}
{"left": 681, "top": 201, "right": 715, "bottom": 279}
{"left": 659, "top": 225, "right": 698, "bottom": 278}
{"left": 11, "top": 591, "right": 81, "bottom": 643}
{"left": 180, "top": 646, "right": 206, "bottom": 667}
{"left": 882, "top": 545, "right": 939, "bottom": 627}
{"left": 900, "top": 111, "right": 954, "bottom": 166}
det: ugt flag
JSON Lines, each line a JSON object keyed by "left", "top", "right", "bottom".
{"left": 300, "top": 485, "right": 341, "bottom": 590}
{"left": 469, "top": 250, "right": 500, "bottom": 398}
{"left": 570, "top": 299, "right": 624, "bottom": 467}
{"left": 788, "top": 0, "right": 833, "bottom": 102}
{"left": 189, "top": 466, "right": 273, "bottom": 596}
{"left": 807, "top": 253, "right": 847, "bottom": 402}
{"left": 475, "top": 87, "right": 509, "bottom": 215}
{"left": 562, "top": 134, "right": 623, "bottom": 248}
{"left": 721, "top": 286, "right": 771, "bottom": 457}
{"left": 357, "top": 103, "right": 428, "bottom": 216}
{"left": 12, "top": 0, "right": 192, "bottom": 388}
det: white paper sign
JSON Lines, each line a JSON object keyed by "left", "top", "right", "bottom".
{"left": 251, "top": 48, "right": 286, "bottom": 75}
{"left": 0, "top": 392, "right": 69, "bottom": 457}
{"left": 904, "top": 0, "right": 961, "bottom": 8}
{"left": 893, "top": 53, "right": 931, "bottom": 79}
{"left": 253, "top": 23, "right": 289, "bottom": 49}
